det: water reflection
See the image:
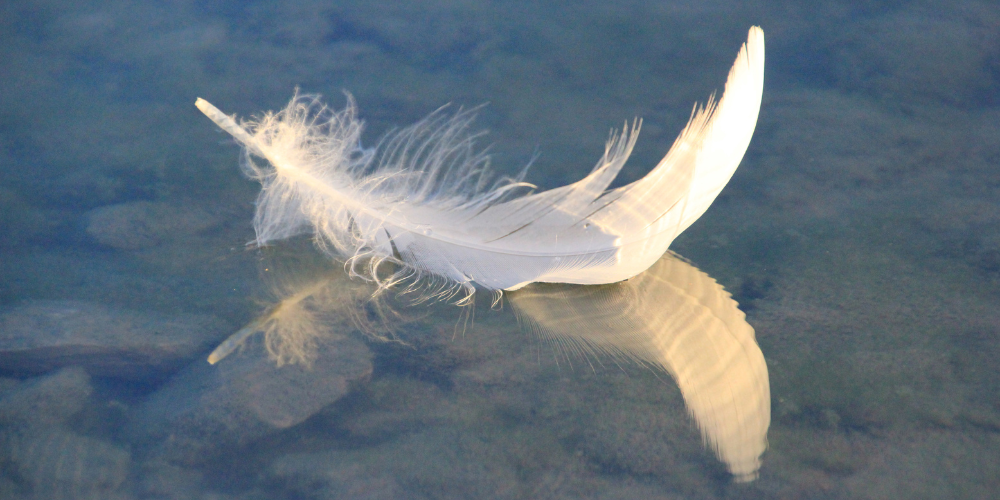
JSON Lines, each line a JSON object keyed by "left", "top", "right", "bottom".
{"left": 509, "top": 252, "right": 770, "bottom": 481}
{"left": 210, "top": 249, "right": 770, "bottom": 482}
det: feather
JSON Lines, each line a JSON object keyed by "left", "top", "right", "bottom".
{"left": 196, "top": 27, "right": 764, "bottom": 300}
{"left": 509, "top": 252, "right": 770, "bottom": 482}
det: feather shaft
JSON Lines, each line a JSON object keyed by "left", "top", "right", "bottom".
{"left": 196, "top": 27, "right": 765, "bottom": 297}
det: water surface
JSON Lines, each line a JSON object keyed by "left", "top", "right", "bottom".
{"left": 1, "top": 1, "right": 999, "bottom": 498}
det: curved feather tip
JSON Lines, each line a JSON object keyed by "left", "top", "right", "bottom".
{"left": 196, "top": 27, "right": 764, "bottom": 301}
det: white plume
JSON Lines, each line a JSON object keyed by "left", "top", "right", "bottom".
{"left": 196, "top": 27, "right": 764, "bottom": 300}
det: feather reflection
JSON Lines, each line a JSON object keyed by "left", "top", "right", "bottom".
{"left": 508, "top": 252, "right": 770, "bottom": 482}
{"left": 209, "top": 250, "right": 769, "bottom": 481}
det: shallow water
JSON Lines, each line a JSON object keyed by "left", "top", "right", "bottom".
{"left": 2, "top": 0, "right": 1000, "bottom": 498}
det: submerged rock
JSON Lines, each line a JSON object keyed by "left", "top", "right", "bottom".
{"left": 128, "top": 335, "right": 373, "bottom": 466}
{"left": 271, "top": 451, "right": 414, "bottom": 500}
{"left": 0, "top": 426, "right": 132, "bottom": 500}
{"left": 0, "top": 368, "right": 133, "bottom": 499}
{"left": 0, "top": 367, "right": 92, "bottom": 427}
{"left": 131, "top": 460, "right": 205, "bottom": 500}
{"left": 84, "top": 201, "right": 222, "bottom": 250}
{"left": 268, "top": 428, "right": 518, "bottom": 500}
{"left": 0, "top": 300, "right": 226, "bottom": 379}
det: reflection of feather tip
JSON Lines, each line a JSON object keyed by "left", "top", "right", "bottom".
{"left": 511, "top": 252, "right": 770, "bottom": 481}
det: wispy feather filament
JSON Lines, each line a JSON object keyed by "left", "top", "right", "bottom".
{"left": 196, "top": 27, "right": 765, "bottom": 301}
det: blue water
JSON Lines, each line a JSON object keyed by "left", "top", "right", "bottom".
{"left": 1, "top": 1, "right": 999, "bottom": 498}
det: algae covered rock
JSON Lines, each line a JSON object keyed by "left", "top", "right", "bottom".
{"left": 0, "top": 367, "right": 92, "bottom": 426}
{"left": 0, "top": 426, "right": 132, "bottom": 500}
{"left": 128, "top": 335, "right": 373, "bottom": 466}
{"left": 0, "top": 368, "right": 132, "bottom": 500}
{"left": 0, "top": 300, "right": 226, "bottom": 379}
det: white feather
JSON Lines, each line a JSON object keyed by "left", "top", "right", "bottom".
{"left": 196, "top": 27, "right": 764, "bottom": 299}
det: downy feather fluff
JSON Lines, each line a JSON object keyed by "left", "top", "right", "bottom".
{"left": 196, "top": 27, "right": 764, "bottom": 300}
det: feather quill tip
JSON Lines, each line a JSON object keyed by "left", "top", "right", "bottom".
{"left": 196, "top": 27, "right": 765, "bottom": 301}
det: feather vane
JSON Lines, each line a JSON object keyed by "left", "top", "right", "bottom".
{"left": 196, "top": 27, "right": 765, "bottom": 299}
